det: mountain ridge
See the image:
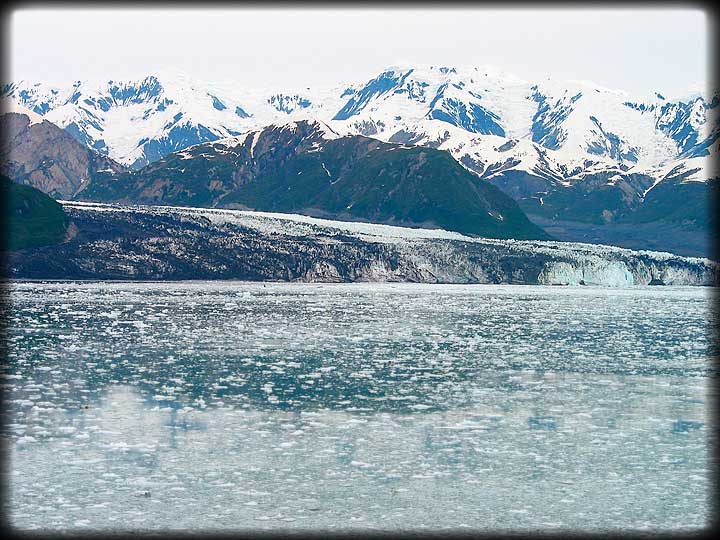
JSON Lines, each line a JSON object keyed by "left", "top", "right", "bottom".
{"left": 77, "top": 119, "right": 550, "bottom": 241}
{"left": 3, "top": 64, "right": 716, "bottom": 170}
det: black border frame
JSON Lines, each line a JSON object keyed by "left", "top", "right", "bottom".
{"left": 0, "top": 2, "right": 717, "bottom": 539}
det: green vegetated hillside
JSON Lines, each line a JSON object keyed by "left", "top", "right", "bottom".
{"left": 1, "top": 174, "right": 69, "bottom": 251}
{"left": 79, "top": 120, "right": 550, "bottom": 241}
{"left": 512, "top": 164, "right": 716, "bottom": 257}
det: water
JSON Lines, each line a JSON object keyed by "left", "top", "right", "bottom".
{"left": 1, "top": 281, "right": 715, "bottom": 532}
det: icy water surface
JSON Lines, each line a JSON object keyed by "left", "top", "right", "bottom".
{"left": 1, "top": 282, "right": 715, "bottom": 532}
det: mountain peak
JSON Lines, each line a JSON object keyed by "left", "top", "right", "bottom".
{"left": 0, "top": 98, "right": 46, "bottom": 125}
{"left": 258, "top": 117, "right": 341, "bottom": 141}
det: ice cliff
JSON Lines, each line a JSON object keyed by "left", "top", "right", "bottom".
{"left": 3, "top": 202, "right": 716, "bottom": 286}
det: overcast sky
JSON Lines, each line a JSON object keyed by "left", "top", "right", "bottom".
{"left": 7, "top": 7, "right": 711, "bottom": 96}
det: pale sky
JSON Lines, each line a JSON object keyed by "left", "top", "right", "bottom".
{"left": 7, "top": 7, "right": 711, "bottom": 97}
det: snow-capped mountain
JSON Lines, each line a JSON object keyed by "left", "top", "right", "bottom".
{"left": 3, "top": 65, "right": 717, "bottom": 172}
{"left": 0, "top": 68, "right": 356, "bottom": 169}
{"left": 344, "top": 68, "right": 718, "bottom": 202}
{"left": 332, "top": 66, "right": 717, "bottom": 167}
{"left": 3, "top": 70, "right": 260, "bottom": 169}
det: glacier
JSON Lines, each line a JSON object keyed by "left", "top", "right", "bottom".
{"left": 4, "top": 201, "right": 715, "bottom": 286}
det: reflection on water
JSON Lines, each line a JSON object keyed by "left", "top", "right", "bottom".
{"left": 1, "top": 282, "right": 714, "bottom": 532}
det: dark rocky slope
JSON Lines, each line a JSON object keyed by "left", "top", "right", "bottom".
{"left": 0, "top": 112, "right": 125, "bottom": 199}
